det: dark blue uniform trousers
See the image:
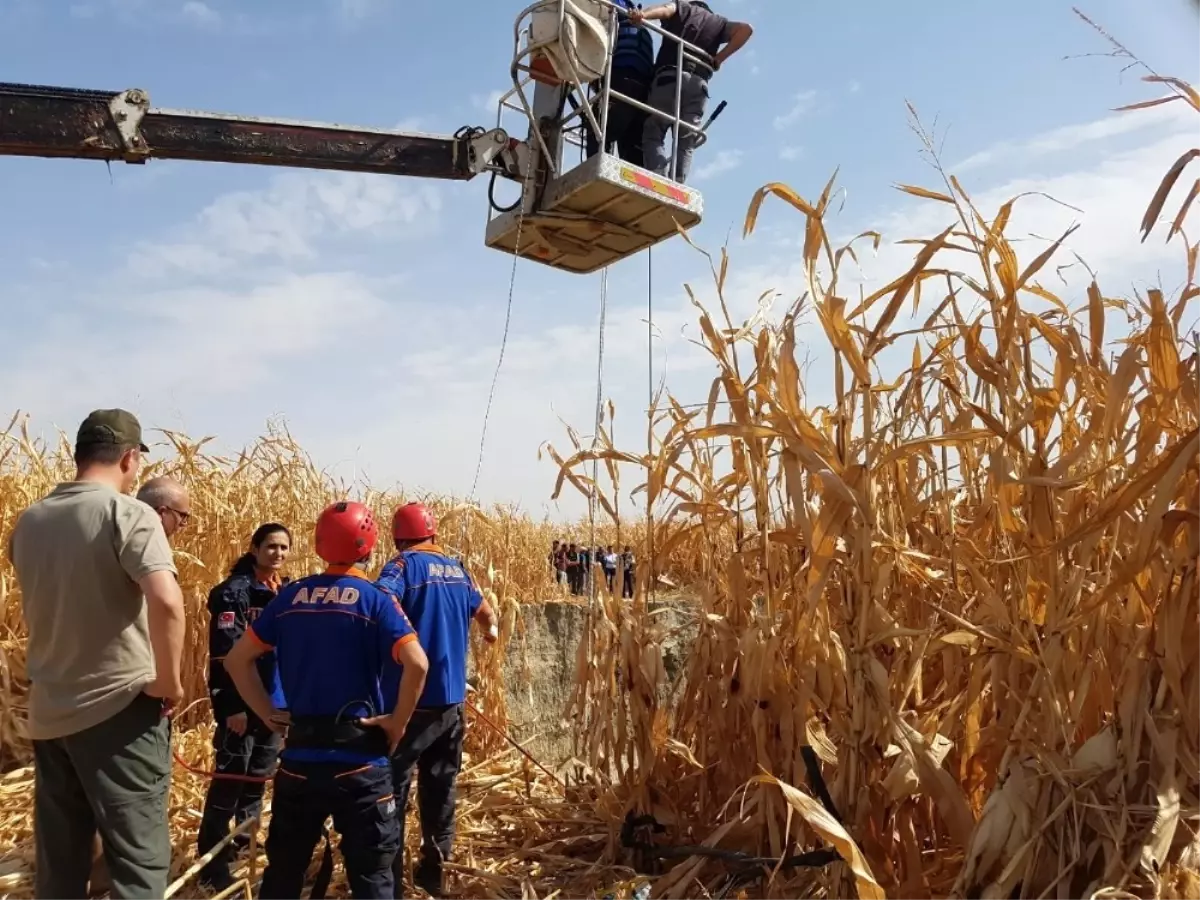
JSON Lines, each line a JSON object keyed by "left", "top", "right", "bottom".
{"left": 196, "top": 718, "right": 280, "bottom": 886}
{"left": 259, "top": 760, "right": 400, "bottom": 899}
{"left": 390, "top": 704, "right": 465, "bottom": 898}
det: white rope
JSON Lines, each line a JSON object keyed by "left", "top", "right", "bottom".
{"left": 645, "top": 246, "right": 655, "bottom": 604}
{"left": 459, "top": 164, "right": 536, "bottom": 555}
{"left": 587, "top": 265, "right": 609, "bottom": 608}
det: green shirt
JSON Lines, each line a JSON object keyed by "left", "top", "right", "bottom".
{"left": 9, "top": 481, "right": 177, "bottom": 740}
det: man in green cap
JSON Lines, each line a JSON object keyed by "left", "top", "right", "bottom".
{"left": 7, "top": 408, "right": 187, "bottom": 899}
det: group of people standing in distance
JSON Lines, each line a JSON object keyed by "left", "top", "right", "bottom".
{"left": 8, "top": 407, "right": 498, "bottom": 900}
{"left": 585, "top": 0, "right": 753, "bottom": 183}
{"left": 550, "top": 539, "right": 635, "bottom": 598}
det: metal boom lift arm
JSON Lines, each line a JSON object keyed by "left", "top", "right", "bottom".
{"left": 0, "top": 81, "right": 528, "bottom": 181}
{"left": 2, "top": 0, "right": 711, "bottom": 277}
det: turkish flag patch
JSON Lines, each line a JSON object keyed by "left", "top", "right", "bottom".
{"left": 217, "top": 611, "right": 237, "bottom": 629}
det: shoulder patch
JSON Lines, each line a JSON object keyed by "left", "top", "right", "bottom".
{"left": 217, "top": 611, "right": 237, "bottom": 629}
{"left": 390, "top": 595, "right": 414, "bottom": 627}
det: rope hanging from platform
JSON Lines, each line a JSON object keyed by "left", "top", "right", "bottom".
{"left": 587, "top": 265, "right": 609, "bottom": 610}
{"left": 460, "top": 164, "right": 536, "bottom": 554}
{"left": 645, "top": 246, "right": 656, "bottom": 605}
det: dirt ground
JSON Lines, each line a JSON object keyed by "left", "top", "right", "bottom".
{"left": 497, "top": 596, "right": 698, "bottom": 765}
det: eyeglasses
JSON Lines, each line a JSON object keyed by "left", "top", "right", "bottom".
{"left": 161, "top": 506, "right": 190, "bottom": 526}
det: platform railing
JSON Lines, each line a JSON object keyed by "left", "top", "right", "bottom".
{"left": 508, "top": 0, "right": 713, "bottom": 183}
{"left": 587, "top": 0, "right": 714, "bottom": 181}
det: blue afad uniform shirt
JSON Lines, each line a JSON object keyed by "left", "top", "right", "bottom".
{"left": 376, "top": 543, "right": 483, "bottom": 711}
{"left": 249, "top": 565, "right": 418, "bottom": 767}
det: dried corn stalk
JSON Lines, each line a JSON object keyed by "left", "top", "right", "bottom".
{"left": 556, "top": 74, "right": 1200, "bottom": 900}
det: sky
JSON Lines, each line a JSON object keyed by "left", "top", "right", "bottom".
{"left": 1, "top": 0, "right": 1197, "bottom": 522}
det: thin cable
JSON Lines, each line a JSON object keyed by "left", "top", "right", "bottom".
{"left": 467, "top": 223, "right": 524, "bottom": 504}
{"left": 461, "top": 164, "right": 536, "bottom": 552}
{"left": 466, "top": 698, "right": 567, "bottom": 791}
{"left": 587, "top": 266, "right": 608, "bottom": 609}
{"left": 166, "top": 697, "right": 276, "bottom": 783}
{"left": 645, "top": 247, "right": 655, "bottom": 605}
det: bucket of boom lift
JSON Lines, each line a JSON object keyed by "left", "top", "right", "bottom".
{"left": 484, "top": 0, "right": 705, "bottom": 274}
{"left": 485, "top": 151, "right": 703, "bottom": 274}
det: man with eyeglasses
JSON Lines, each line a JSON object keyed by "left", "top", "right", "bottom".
{"left": 82, "top": 474, "right": 191, "bottom": 896}
{"left": 8, "top": 408, "right": 185, "bottom": 899}
{"left": 137, "top": 476, "right": 192, "bottom": 539}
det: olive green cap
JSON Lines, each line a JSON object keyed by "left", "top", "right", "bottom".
{"left": 76, "top": 408, "right": 150, "bottom": 454}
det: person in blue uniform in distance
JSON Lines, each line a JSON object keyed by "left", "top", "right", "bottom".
{"left": 222, "top": 500, "right": 430, "bottom": 900}
{"left": 376, "top": 502, "right": 498, "bottom": 899}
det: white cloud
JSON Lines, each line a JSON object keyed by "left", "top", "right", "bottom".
{"left": 471, "top": 90, "right": 507, "bottom": 116}
{"left": 180, "top": 0, "right": 220, "bottom": 28}
{"left": 692, "top": 149, "right": 743, "bottom": 181}
{"left": 779, "top": 145, "right": 804, "bottom": 162}
{"left": 335, "top": 0, "right": 382, "bottom": 20}
{"left": 659, "top": 104, "right": 1199, "bottom": 414}
{"left": 392, "top": 117, "right": 428, "bottom": 133}
{"left": 860, "top": 135, "right": 1190, "bottom": 296}
{"left": 3, "top": 100, "right": 1194, "bottom": 520}
{"left": 848, "top": 80, "right": 862, "bottom": 94}
{"left": 64, "top": 0, "right": 274, "bottom": 32}
{"left": 125, "top": 171, "right": 442, "bottom": 279}
{"left": 773, "top": 90, "right": 818, "bottom": 130}
{"left": 949, "top": 101, "right": 1193, "bottom": 173}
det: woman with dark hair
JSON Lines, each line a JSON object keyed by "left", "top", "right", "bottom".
{"left": 196, "top": 522, "right": 292, "bottom": 891}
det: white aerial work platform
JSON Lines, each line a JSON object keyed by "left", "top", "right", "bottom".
{"left": 483, "top": 0, "right": 715, "bottom": 274}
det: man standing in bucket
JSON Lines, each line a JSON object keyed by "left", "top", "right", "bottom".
{"left": 376, "top": 503, "right": 499, "bottom": 898}
{"left": 632, "top": 0, "right": 753, "bottom": 182}
{"left": 584, "top": 0, "right": 656, "bottom": 165}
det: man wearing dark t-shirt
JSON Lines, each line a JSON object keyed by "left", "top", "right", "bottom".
{"left": 631, "top": 1, "right": 753, "bottom": 182}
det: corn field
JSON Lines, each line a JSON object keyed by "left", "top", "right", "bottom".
{"left": 555, "top": 75, "right": 1200, "bottom": 899}
{"left": 1, "top": 65, "right": 1198, "bottom": 900}
{"left": 0, "top": 420, "right": 633, "bottom": 897}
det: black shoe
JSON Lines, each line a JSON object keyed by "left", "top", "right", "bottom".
{"left": 413, "top": 863, "right": 443, "bottom": 898}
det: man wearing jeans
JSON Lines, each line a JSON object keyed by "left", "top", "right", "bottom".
{"left": 632, "top": 1, "right": 753, "bottom": 182}
{"left": 8, "top": 408, "right": 186, "bottom": 899}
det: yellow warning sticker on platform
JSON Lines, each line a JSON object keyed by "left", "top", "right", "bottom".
{"left": 619, "top": 167, "right": 691, "bottom": 205}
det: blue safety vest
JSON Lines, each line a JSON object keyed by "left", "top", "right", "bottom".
{"left": 612, "top": 0, "right": 655, "bottom": 79}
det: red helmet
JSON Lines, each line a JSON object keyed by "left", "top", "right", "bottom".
{"left": 392, "top": 502, "right": 436, "bottom": 542}
{"left": 315, "top": 501, "right": 378, "bottom": 565}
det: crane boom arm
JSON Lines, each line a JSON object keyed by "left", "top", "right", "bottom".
{"left": 0, "top": 81, "right": 527, "bottom": 181}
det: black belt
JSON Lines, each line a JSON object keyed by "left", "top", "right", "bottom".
{"left": 655, "top": 59, "right": 714, "bottom": 80}
{"left": 285, "top": 715, "right": 388, "bottom": 757}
